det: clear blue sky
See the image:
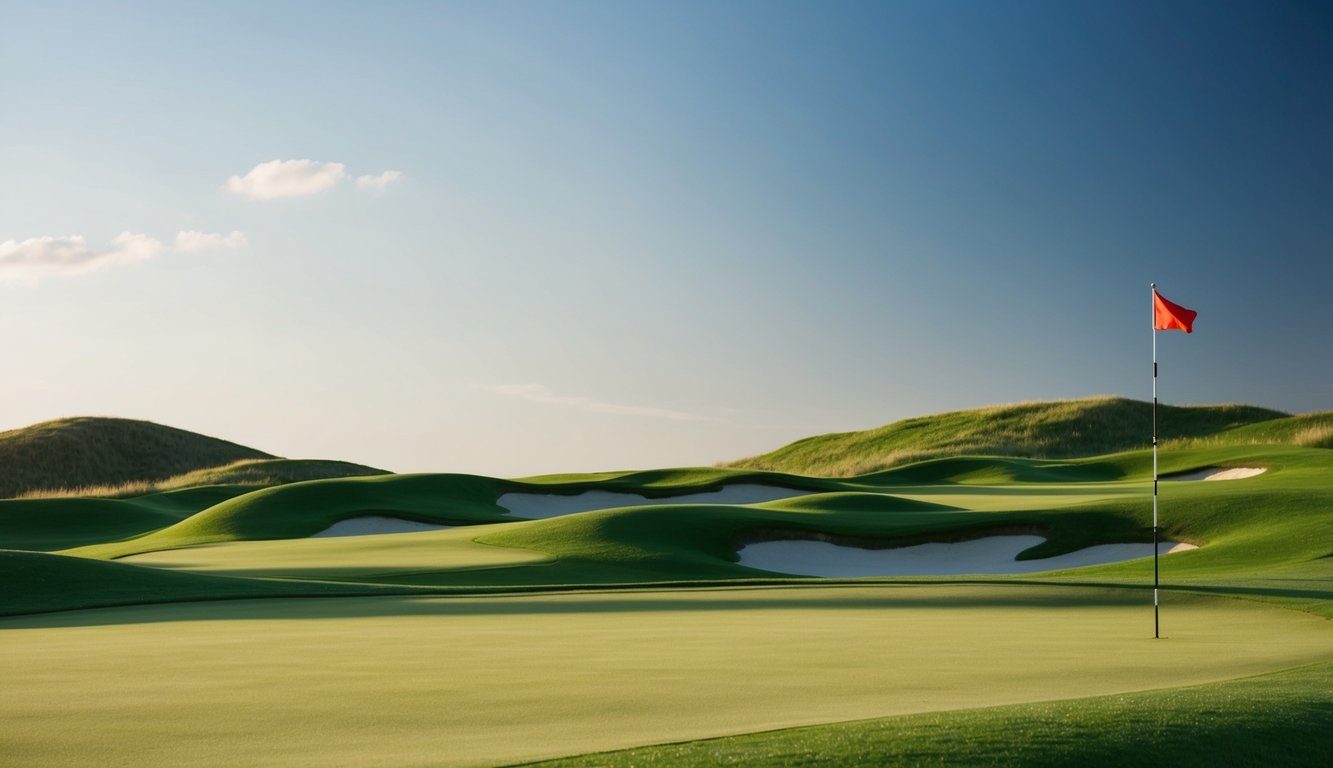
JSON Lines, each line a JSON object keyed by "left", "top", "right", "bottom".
{"left": 2, "top": 1, "right": 1329, "bottom": 475}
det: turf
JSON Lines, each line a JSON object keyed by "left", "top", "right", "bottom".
{"left": 1, "top": 586, "right": 1327, "bottom": 768}
{"left": 0, "top": 549, "right": 403, "bottom": 616}
{"left": 522, "top": 660, "right": 1333, "bottom": 768}
{"left": 2, "top": 401, "right": 1330, "bottom": 766}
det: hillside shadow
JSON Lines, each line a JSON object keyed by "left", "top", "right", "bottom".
{"left": 0, "top": 584, "right": 1157, "bottom": 630}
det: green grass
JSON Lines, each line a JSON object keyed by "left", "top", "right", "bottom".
{"left": 0, "top": 549, "right": 403, "bottom": 616}
{"left": 20, "top": 445, "right": 1321, "bottom": 619}
{"left": 1, "top": 586, "right": 1328, "bottom": 768}
{"left": 2, "top": 399, "right": 1331, "bottom": 766}
{"left": 83, "top": 457, "right": 389, "bottom": 496}
{"left": 0, "top": 416, "right": 272, "bottom": 498}
{"left": 523, "top": 660, "right": 1333, "bottom": 768}
{"left": 0, "top": 417, "right": 386, "bottom": 500}
{"left": 726, "top": 396, "right": 1305, "bottom": 476}
{"left": 0, "top": 486, "right": 260, "bottom": 551}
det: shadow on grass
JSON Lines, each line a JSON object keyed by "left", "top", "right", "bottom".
{"left": 0, "top": 582, "right": 1188, "bottom": 630}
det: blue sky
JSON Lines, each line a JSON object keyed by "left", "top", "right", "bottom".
{"left": 2, "top": 1, "right": 1329, "bottom": 475}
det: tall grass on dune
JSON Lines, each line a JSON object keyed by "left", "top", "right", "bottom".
{"left": 0, "top": 417, "right": 272, "bottom": 498}
{"left": 14, "top": 458, "right": 389, "bottom": 500}
{"left": 726, "top": 397, "right": 1325, "bottom": 477}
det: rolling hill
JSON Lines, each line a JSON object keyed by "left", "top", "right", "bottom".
{"left": 0, "top": 417, "right": 385, "bottom": 498}
{"left": 725, "top": 396, "right": 1329, "bottom": 477}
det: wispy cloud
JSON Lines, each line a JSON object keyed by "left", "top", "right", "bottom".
{"left": 174, "top": 230, "right": 249, "bottom": 252}
{"left": 0, "top": 232, "right": 164, "bottom": 281}
{"left": 491, "top": 383, "right": 712, "bottom": 422}
{"left": 356, "top": 170, "right": 403, "bottom": 191}
{"left": 226, "top": 159, "right": 404, "bottom": 199}
{"left": 226, "top": 159, "right": 347, "bottom": 200}
{"left": 1, "top": 229, "right": 249, "bottom": 282}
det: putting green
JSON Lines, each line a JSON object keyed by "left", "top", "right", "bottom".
{"left": 2, "top": 585, "right": 1328, "bottom": 767}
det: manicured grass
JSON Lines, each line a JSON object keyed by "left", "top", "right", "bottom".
{"left": 123, "top": 521, "right": 552, "bottom": 579}
{"left": 0, "top": 486, "right": 259, "bottom": 551}
{"left": 1, "top": 586, "right": 1328, "bottom": 768}
{"left": 524, "top": 660, "right": 1333, "bottom": 768}
{"left": 0, "top": 549, "right": 401, "bottom": 617}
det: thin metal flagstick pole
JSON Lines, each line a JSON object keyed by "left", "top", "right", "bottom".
{"left": 1151, "top": 282, "right": 1160, "bottom": 639}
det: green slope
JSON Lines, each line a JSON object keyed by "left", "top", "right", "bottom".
{"left": 0, "top": 416, "right": 272, "bottom": 498}
{"left": 52, "top": 445, "right": 1329, "bottom": 610}
{"left": 0, "top": 485, "right": 261, "bottom": 551}
{"left": 151, "top": 457, "right": 388, "bottom": 489}
{"left": 0, "top": 549, "right": 397, "bottom": 616}
{"left": 526, "top": 661, "right": 1333, "bottom": 768}
{"left": 67, "top": 469, "right": 841, "bottom": 560}
{"left": 726, "top": 396, "right": 1298, "bottom": 476}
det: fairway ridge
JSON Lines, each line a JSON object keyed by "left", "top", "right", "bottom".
{"left": 737, "top": 535, "right": 1198, "bottom": 577}
{"left": 309, "top": 515, "right": 453, "bottom": 537}
{"left": 498, "top": 484, "right": 809, "bottom": 519}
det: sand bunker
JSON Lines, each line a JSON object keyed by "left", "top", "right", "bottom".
{"left": 498, "top": 485, "right": 808, "bottom": 520}
{"left": 1165, "top": 467, "right": 1266, "bottom": 482}
{"left": 737, "top": 535, "right": 1198, "bottom": 577}
{"left": 309, "top": 516, "right": 453, "bottom": 538}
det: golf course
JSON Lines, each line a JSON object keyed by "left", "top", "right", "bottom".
{"left": 2, "top": 397, "right": 1330, "bottom": 766}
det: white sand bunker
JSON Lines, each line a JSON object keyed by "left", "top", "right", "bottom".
{"left": 310, "top": 516, "right": 453, "bottom": 538}
{"left": 499, "top": 485, "right": 808, "bottom": 520}
{"left": 738, "top": 535, "right": 1198, "bottom": 577}
{"left": 1165, "top": 467, "right": 1266, "bottom": 482}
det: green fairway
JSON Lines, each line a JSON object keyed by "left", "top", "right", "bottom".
{"left": 123, "top": 522, "right": 552, "bottom": 579}
{"left": 2, "top": 585, "right": 1328, "bottom": 768}
{"left": 2, "top": 403, "right": 1330, "bottom": 766}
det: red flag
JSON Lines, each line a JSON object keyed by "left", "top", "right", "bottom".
{"left": 1153, "top": 289, "right": 1197, "bottom": 333}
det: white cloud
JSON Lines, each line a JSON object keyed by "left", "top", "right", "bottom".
{"left": 491, "top": 383, "right": 711, "bottom": 422}
{"left": 0, "top": 232, "right": 165, "bottom": 281}
{"left": 174, "top": 230, "right": 249, "bottom": 252}
{"left": 226, "top": 159, "right": 347, "bottom": 200}
{"left": 356, "top": 170, "right": 403, "bottom": 191}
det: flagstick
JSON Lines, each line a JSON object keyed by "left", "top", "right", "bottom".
{"left": 1151, "top": 282, "right": 1160, "bottom": 639}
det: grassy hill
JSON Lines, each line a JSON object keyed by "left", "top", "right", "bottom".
{"left": 725, "top": 396, "right": 1321, "bottom": 477}
{"left": 0, "top": 417, "right": 386, "bottom": 499}
{"left": 0, "top": 417, "right": 274, "bottom": 498}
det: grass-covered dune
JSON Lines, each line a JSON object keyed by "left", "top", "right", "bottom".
{"left": 0, "top": 417, "right": 386, "bottom": 499}
{"left": 0, "top": 416, "right": 272, "bottom": 498}
{"left": 726, "top": 396, "right": 1328, "bottom": 476}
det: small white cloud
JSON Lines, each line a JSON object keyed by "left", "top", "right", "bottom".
{"left": 355, "top": 170, "right": 403, "bottom": 191}
{"left": 0, "top": 232, "right": 165, "bottom": 281}
{"left": 491, "top": 383, "right": 711, "bottom": 422}
{"left": 226, "top": 159, "right": 347, "bottom": 200}
{"left": 103, "top": 232, "right": 165, "bottom": 264}
{"left": 174, "top": 230, "right": 249, "bottom": 252}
